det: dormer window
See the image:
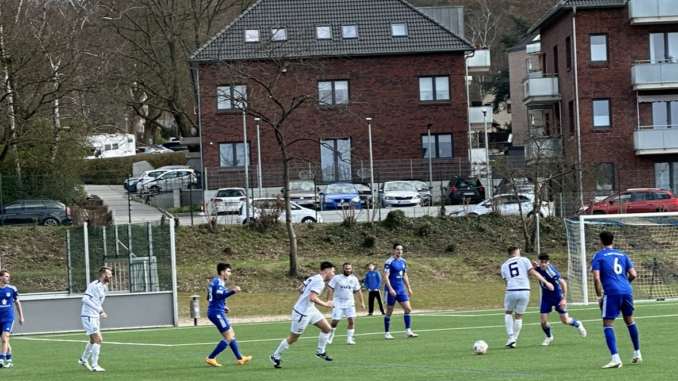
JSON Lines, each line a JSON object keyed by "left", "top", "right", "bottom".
{"left": 272, "top": 28, "right": 287, "bottom": 41}
{"left": 317, "top": 26, "right": 332, "bottom": 40}
{"left": 342, "top": 25, "right": 357, "bottom": 39}
{"left": 391, "top": 23, "right": 407, "bottom": 37}
{"left": 245, "top": 30, "right": 259, "bottom": 43}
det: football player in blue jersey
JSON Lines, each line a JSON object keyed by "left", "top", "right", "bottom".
{"left": 0, "top": 270, "right": 24, "bottom": 368}
{"left": 591, "top": 231, "right": 641, "bottom": 369}
{"left": 205, "top": 263, "right": 251, "bottom": 367}
{"left": 383, "top": 243, "right": 417, "bottom": 340}
{"left": 532, "top": 253, "right": 587, "bottom": 346}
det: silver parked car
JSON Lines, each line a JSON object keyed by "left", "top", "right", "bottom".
{"left": 283, "top": 180, "right": 319, "bottom": 210}
{"left": 379, "top": 181, "right": 421, "bottom": 207}
{"left": 237, "top": 198, "right": 322, "bottom": 224}
{"left": 140, "top": 168, "right": 198, "bottom": 194}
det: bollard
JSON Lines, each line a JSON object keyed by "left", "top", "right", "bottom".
{"left": 190, "top": 294, "right": 201, "bottom": 326}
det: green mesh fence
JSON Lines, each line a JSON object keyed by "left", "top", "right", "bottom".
{"left": 68, "top": 221, "right": 173, "bottom": 293}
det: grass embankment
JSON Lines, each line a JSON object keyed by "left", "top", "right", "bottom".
{"left": 1, "top": 213, "right": 569, "bottom": 317}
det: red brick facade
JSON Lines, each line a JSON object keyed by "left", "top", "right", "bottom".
{"left": 537, "top": 6, "right": 678, "bottom": 192}
{"left": 196, "top": 53, "right": 469, "bottom": 173}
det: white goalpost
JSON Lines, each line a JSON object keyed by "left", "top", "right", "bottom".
{"left": 565, "top": 212, "right": 678, "bottom": 305}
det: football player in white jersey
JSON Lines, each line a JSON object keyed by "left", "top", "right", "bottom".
{"left": 78, "top": 267, "right": 112, "bottom": 372}
{"left": 270, "top": 262, "right": 335, "bottom": 369}
{"left": 501, "top": 247, "right": 553, "bottom": 348}
{"left": 326, "top": 263, "right": 365, "bottom": 345}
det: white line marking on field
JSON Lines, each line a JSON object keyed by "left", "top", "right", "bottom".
{"left": 17, "top": 313, "right": 678, "bottom": 348}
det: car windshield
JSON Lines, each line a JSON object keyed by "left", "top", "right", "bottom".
{"left": 455, "top": 179, "right": 477, "bottom": 187}
{"left": 216, "top": 189, "right": 245, "bottom": 197}
{"left": 603, "top": 193, "right": 631, "bottom": 202}
{"left": 384, "top": 182, "right": 415, "bottom": 192}
{"left": 290, "top": 181, "right": 315, "bottom": 192}
{"left": 354, "top": 184, "right": 370, "bottom": 192}
{"left": 410, "top": 181, "right": 427, "bottom": 190}
{"left": 326, "top": 184, "right": 356, "bottom": 194}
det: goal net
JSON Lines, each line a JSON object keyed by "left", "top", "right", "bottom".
{"left": 565, "top": 212, "right": 678, "bottom": 305}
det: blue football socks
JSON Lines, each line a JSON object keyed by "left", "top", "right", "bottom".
{"left": 209, "top": 339, "right": 229, "bottom": 359}
{"left": 229, "top": 338, "right": 243, "bottom": 360}
{"left": 384, "top": 315, "right": 391, "bottom": 332}
{"left": 603, "top": 326, "right": 618, "bottom": 355}
{"left": 570, "top": 318, "right": 580, "bottom": 328}
{"left": 404, "top": 313, "right": 411, "bottom": 329}
{"left": 542, "top": 325, "right": 552, "bottom": 337}
{"left": 627, "top": 322, "right": 640, "bottom": 351}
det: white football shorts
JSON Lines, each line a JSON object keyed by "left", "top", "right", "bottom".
{"left": 332, "top": 306, "right": 357, "bottom": 320}
{"left": 290, "top": 307, "right": 325, "bottom": 335}
{"left": 504, "top": 291, "right": 530, "bottom": 314}
{"left": 82, "top": 316, "right": 101, "bottom": 335}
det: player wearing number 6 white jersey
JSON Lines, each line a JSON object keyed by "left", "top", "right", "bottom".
{"left": 501, "top": 247, "right": 553, "bottom": 348}
{"left": 326, "top": 263, "right": 365, "bottom": 345}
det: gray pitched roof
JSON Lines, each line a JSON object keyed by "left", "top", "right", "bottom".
{"left": 527, "top": 0, "right": 627, "bottom": 34}
{"left": 508, "top": 32, "right": 540, "bottom": 54}
{"left": 189, "top": 0, "right": 474, "bottom": 62}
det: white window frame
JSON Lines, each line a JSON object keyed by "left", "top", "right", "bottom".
{"left": 272, "top": 28, "right": 287, "bottom": 41}
{"left": 342, "top": 25, "right": 358, "bottom": 39}
{"left": 590, "top": 34, "right": 608, "bottom": 64}
{"left": 391, "top": 23, "right": 407, "bottom": 37}
{"left": 245, "top": 29, "right": 260, "bottom": 43}
{"left": 316, "top": 26, "right": 332, "bottom": 40}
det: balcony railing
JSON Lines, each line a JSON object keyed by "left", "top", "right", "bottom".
{"left": 469, "top": 106, "right": 492, "bottom": 126}
{"left": 526, "top": 137, "right": 562, "bottom": 160}
{"left": 631, "top": 61, "right": 678, "bottom": 90}
{"left": 526, "top": 41, "right": 541, "bottom": 54}
{"left": 467, "top": 50, "right": 491, "bottom": 72}
{"left": 522, "top": 74, "right": 560, "bottom": 106}
{"left": 629, "top": 0, "right": 678, "bottom": 24}
{"left": 634, "top": 126, "right": 678, "bottom": 155}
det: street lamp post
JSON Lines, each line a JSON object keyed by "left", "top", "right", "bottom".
{"left": 242, "top": 111, "right": 250, "bottom": 223}
{"left": 255, "top": 118, "right": 263, "bottom": 198}
{"left": 481, "top": 109, "right": 492, "bottom": 199}
{"left": 427, "top": 123, "right": 434, "bottom": 192}
{"left": 367, "top": 117, "right": 375, "bottom": 219}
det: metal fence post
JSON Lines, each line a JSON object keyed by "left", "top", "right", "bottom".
{"left": 102, "top": 226, "right": 107, "bottom": 261}
{"left": 67, "top": 230, "right": 72, "bottom": 293}
{"left": 84, "top": 222, "right": 90, "bottom": 285}
{"left": 114, "top": 225, "right": 120, "bottom": 258}
{"left": 147, "top": 222, "right": 153, "bottom": 292}
{"left": 128, "top": 174, "right": 132, "bottom": 224}
{"left": 170, "top": 221, "right": 179, "bottom": 327}
{"left": 190, "top": 184, "right": 194, "bottom": 226}
{"left": 128, "top": 224, "right": 133, "bottom": 292}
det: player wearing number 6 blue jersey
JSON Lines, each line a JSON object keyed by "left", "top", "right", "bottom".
{"left": 532, "top": 254, "right": 587, "bottom": 346}
{"left": 501, "top": 247, "right": 553, "bottom": 348}
{"left": 591, "top": 231, "right": 641, "bottom": 369}
{"left": 205, "top": 263, "right": 251, "bottom": 367}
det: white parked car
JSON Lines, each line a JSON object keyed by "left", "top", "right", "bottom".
{"left": 140, "top": 168, "right": 197, "bottom": 194}
{"left": 379, "top": 181, "right": 421, "bottom": 207}
{"left": 449, "top": 193, "right": 551, "bottom": 217}
{"left": 236, "top": 198, "right": 322, "bottom": 224}
{"left": 209, "top": 188, "right": 247, "bottom": 215}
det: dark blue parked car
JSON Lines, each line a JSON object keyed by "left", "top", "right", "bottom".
{"left": 319, "top": 183, "right": 361, "bottom": 210}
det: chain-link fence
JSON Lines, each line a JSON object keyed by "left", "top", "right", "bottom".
{"left": 68, "top": 221, "right": 174, "bottom": 293}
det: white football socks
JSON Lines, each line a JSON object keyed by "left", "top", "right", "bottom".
{"left": 273, "top": 339, "right": 290, "bottom": 359}
{"left": 318, "top": 332, "right": 330, "bottom": 353}
{"left": 91, "top": 344, "right": 101, "bottom": 367}
{"left": 347, "top": 329, "right": 355, "bottom": 340}
{"left": 81, "top": 342, "right": 93, "bottom": 362}
{"left": 513, "top": 319, "right": 523, "bottom": 340}
{"left": 504, "top": 314, "right": 514, "bottom": 338}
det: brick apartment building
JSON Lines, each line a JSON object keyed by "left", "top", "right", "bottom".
{"left": 188, "top": 0, "right": 484, "bottom": 188}
{"left": 514, "top": 0, "right": 678, "bottom": 196}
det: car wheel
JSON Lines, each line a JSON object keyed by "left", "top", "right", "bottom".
{"left": 43, "top": 218, "right": 59, "bottom": 226}
{"left": 301, "top": 217, "right": 316, "bottom": 224}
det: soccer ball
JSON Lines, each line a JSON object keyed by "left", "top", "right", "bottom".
{"left": 473, "top": 340, "right": 488, "bottom": 355}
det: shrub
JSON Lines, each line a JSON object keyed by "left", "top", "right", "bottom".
{"left": 383, "top": 209, "right": 407, "bottom": 230}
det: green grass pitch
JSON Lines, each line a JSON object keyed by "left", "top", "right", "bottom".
{"left": 7, "top": 301, "right": 678, "bottom": 380}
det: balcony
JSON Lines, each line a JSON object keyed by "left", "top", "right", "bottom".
{"left": 522, "top": 74, "right": 560, "bottom": 106}
{"left": 629, "top": 0, "right": 678, "bottom": 25}
{"left": 526, "top": 41, "right": 541, "bottom": 54}
{"left": 526, "top": 136, "right": 562, "bottom": 161}
{"left": 467, "top": 49, "right": 491, "bottom": 73}
{"left": 469, "top": 106, "right": 492, "bottom": 129}
{"left": 631, "top": 61, "right": 678, "bottom": 90}
{"left": 634, "top": 127, "right": 678, "bottom": 155}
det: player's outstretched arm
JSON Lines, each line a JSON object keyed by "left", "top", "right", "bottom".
{"left": 528, "top": 269, "right": 554, "bottom": 291}
{"left": 310, "top": 292, "right": 332, "bottom": 308}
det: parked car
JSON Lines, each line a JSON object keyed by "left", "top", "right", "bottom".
{"left": 379, "top": 181, "right": 421, "bottom": 207}
{"left": 139, "top": 168, "right": 198, "bottom": 194}
{"left": 353, "top": 183, "right": 374, "bottom": 209}
{"left": 450, "top": 193, "right": 550, "bottom": 218}
{"left": 236, "top": 198, "right": 322, "bottom": 224}
{"left": 149, "top": 144, "right": 174, "bottom": 153}
{"left": 162, "top": 141, "right": 189, "bottom": 152}
{"left": 0, "top": 199, "right": 72, "bottom": 226}
{"left": 124, "top": 176, "right": 140, "bottom": 192}
{"left": 445, "top": 176, "right": 485, "bottom": 205}
{"left": 577, "top": 188, "right": 678, "bottom": 215}
{"left": 133, "top": 165, "right": 192, "bottom": 192}
{"left": 496, "top": 177, "right": 534, "bottom": 195}
{"left": 319, "top": 183, "right": 361, "bottom": 210}
{"left": 402, "top": 179, "right": 433, "bottom": 206}
{"left": 136, "top": 146, "right": 160, "bottom": 154}
{"left": 283, "top": 180, "right": 319, "bottom": 210}
{"left": 209, "top": 188, "right": 247, "bottom": 215}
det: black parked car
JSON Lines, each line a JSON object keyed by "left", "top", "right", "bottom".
{"left": 162, "top": 141, "right": 188, "bottom": 152}
{"left": 353, "top": 183, "right": 374, "bottom": 209}
{"left": 0, "top": 199, "right": 73, "bottom": 226}
{"left": 445, "top": 176, "right": 486, "bottom": 205}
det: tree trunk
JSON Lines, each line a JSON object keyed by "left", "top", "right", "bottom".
{"left": 0, "top": 9, "right": 21, "bottom": 176}
{"left": 277, "top": 128, "right": 298, "bottom": 277}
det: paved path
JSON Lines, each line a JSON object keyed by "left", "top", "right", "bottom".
{"left": 84, "top": 185, "right": 164, "bottom": 225}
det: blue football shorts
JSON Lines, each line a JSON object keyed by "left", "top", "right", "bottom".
{"left": 601, "top": 294, "right": 634, "bottom": 320}
{"left": 386, "top": 290, "right": 409, "bottom": 306}
{"left": 540, "top": 297, "right": 567, "bottom": 314}
{"left": 1, "top": 320, "right": 14, "bottom": 334}
{"left": 207, "top": 311, "right": 231, "bottom": 333}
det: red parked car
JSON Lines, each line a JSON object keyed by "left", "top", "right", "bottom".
{"left": 578, "top": 189, "right": 678, "bottom": 215}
